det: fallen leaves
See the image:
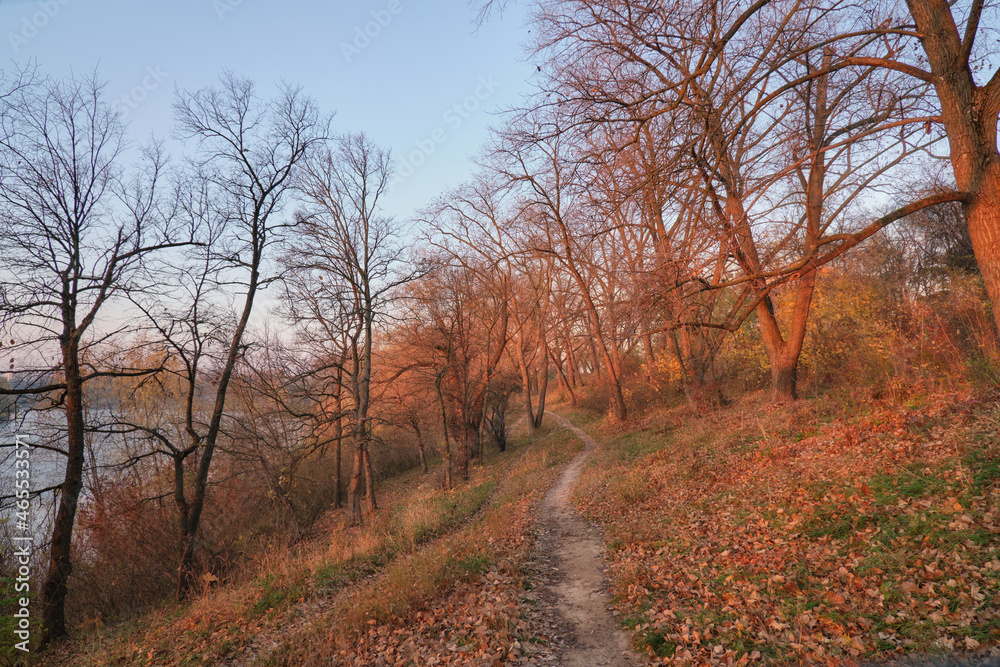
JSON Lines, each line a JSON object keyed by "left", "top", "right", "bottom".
{"left": 572, "top": 393, "right": 1000, "bottom": 665}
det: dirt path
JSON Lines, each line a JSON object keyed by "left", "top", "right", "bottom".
{"left": 533, "top": 412, "right": 644, "bottom": 666}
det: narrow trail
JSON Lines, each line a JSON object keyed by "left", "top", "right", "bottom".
{"left": 534, "top": 412, "right": 644, "bottom": 666}
{"left": 231, "top": 412, "right": 640, "bottom": 666}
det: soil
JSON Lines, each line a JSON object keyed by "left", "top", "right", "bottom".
{"left": 529, "top": 412, "right": 645, "bottom": 666}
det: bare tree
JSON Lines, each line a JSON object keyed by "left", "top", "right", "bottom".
{"left": 522, "top": 0, "right": 959, "bottom": 402}
{"left": 875, "top": 0, "right": 1000, "bottom": 331}
{"left": 123, "top": 72, "right": 328, "bottom": 599}
{"left": 277, "top": 272, "right": 351, "bottom": 508}
{"left": 425, "top": 179, "right": 556, "bottom": 433}
{"left": 287, "top": 133, "right": 416, "bottom": 525}
{"left": 0, "top": 71, "right": 186, "bottom": 645}
{"left": 397, "top": 252, "right": 510, "bottom": 485}
{"left": 223, "top": 335, "right": 339, "bottom": 538}
{"left": 491, "top": 120, "right": 631, "bottom": 419}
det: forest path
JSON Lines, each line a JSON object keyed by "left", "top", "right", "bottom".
{"left": 533, "top": 412, "right": 644, "bottom": 666}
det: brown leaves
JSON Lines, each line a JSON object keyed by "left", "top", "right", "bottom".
{"left": 572, "top": 394, "right": 1000, "bottom": 665}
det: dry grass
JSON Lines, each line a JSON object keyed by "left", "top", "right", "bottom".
{"left": 267, "top": 421, "right": 582, "bottom": 665}
{"left": 38, "top": 456, "right": 492, "bottom": 664}
{"left": 37, "top": 421, "right": 582, "bottom": 667}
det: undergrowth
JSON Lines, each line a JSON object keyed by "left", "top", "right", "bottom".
{"left": 38, "top": 422, "right": 582, "bottom": 666}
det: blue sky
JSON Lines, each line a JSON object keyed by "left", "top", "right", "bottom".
{"left": 0, "top": 0, "right": 537, "bottom": 219}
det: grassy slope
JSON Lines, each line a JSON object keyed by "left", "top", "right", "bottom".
{"left": 268, "top": 422, "right": 580, "bottom": 665}
{"left": 30, "top": 389, "right": 1000, "bottom": 667}
{"left": 566, "top": 389, "right": 1000, "bottom": 665}
{"left": 36, "top": 423, "right": 581, "bottom": 666}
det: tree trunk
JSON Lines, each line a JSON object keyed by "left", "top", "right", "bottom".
{"left": 715, "top": 45, "right": 827, "bottom": 404}
{"left": 669, "top": 330, "right": 701, "bottom": 414}
{"left": 362, "top": 446, "right": 376, "bottom": 512}
{"left": 333, "top": 425, "right": 343, "bottom": 508}
{"left": 577, "top": 296, "right": 626, "bottom": 420}
{"left": 950, "top": 133, "right": 1000, "bottom": 333}
{"left": 39, "top": 344, "right": 84, "bottom": 647}
{"left": 519, "top": 350, "right": 537, "bottom": 435}
{"left": 588, "top": 338, "right": 602, "bottom": 381}
{"left": 565, "top": 333, "right": 579, "bottom": 388}
{"left": 443, "top": 433, "right": 452, "bottom": 490}
{"left": 347, "top": 439, "right": 364, "bottom": 525}
{"left": 490, "top": 405, "right": 507, "bottom": 452}
{"left": 643, "top": 330, "right": 656, "bottom": 382}
{"left": 332, "top": 369, "right": 344, "bottom": 508}
{"left": 175, "top": 256, "right": 261, "bottom": 601}
{"left": 760, "top": 52, "right": 828, "bottom": 402}
{"left": 905, "top": 0, "right": 1000, "bottom": 333}
{"left": 966, "top": 165, "right": 1000, "bottom": 332}
{"left": 458, "top": 419, "right": 472, "bottom": 480}
{"left": 770, "top": 354, "right": 799, "bottom": 404}
{"left": 553, "top": 352, "right": 577, "bottom": 406}
{"left": 532, "top": 350, "right": 549, "bottom": 430}
{"left": 723, "top": 174, "right": 811, "bottom": 404}
{"left": 607, "top": 375, "right": 627, "bottom": 421}
{"left": 412, "top": 420, "right": 428, "bottom": 473}
{"left": 173, "top": 452, "right": 197, "bottom": 603}
{"left": 756, "top": 269, "right": 817, "bottom": 403}
{"left": 435, "top": 375, "right": 452, "bottom": 490}
{"left": 478, "top": 392, "right": 489, "bottom": 463}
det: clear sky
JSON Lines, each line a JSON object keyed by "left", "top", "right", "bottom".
{"left": 0, "top": 0, "right": 537, "bottom": 220}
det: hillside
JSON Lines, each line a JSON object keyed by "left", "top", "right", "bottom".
{"left": 28, "top": 387, "right": 1000, "bottom": 666}
{"left": 571, "top": 390, "right": 1000, "bottom": 665}
{"left": 36, "top": 422, "right": 580, "bottom": 666}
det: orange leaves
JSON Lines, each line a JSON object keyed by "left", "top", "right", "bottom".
{"left": 570, "top": 393, "right": 1000, "bottom": 664}
{"left": 825, "top": 592, "right": 847, "bottom": 607}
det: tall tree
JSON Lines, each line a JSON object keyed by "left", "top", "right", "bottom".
{"left": 0, "top": 71, "right": 185, "bottom": 645}
{"left": 426, "top": 180, "right": 545, "bottom": 432}
{"left": 289, "top": 133, "right": 415, "bottom": 525}
{"left": 890, "top": 0, "right": 1000, "bottom": 331}
{"left": 133, "top": 72, "right": 328, "bottom": 599}
{"left": 525, "top": 0, "right": 957, "bottom": 401}
{"left": 492, "top": 121, "right": 631, "bottom": 419}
